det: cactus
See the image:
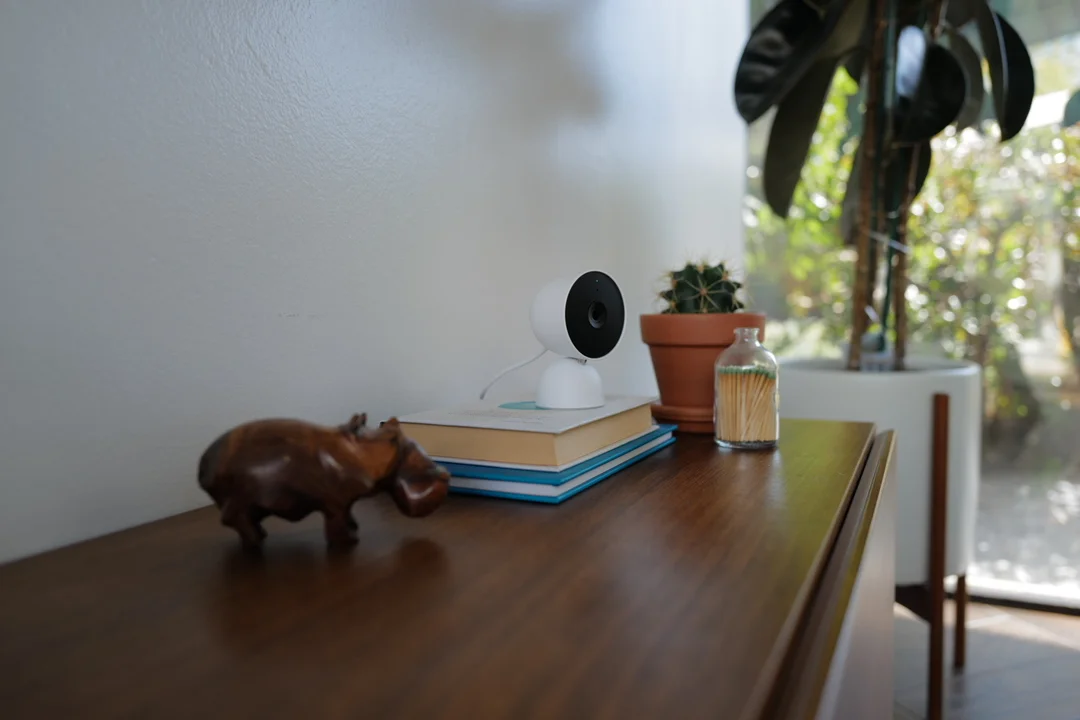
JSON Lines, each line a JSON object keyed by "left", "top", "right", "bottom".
{"left": 659, "top": 261, "right": 745, "bottom": 314}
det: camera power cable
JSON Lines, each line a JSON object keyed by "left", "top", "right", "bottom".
{"left": 479, "top": 348, "right": 549, "bottom": 401}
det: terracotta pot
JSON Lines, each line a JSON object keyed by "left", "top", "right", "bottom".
{"left": 640, "top": 312, "right": 767, "bottom": 433}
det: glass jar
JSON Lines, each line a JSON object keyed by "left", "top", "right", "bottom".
{"left": 714, "top": 327, "right": 779, "bottom": 450}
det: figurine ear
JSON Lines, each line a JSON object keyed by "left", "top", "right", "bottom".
{"left": 344, "top": 413, "right": 367, "bottom": 435}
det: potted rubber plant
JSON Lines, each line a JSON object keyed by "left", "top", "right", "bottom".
{"left": 736, "top": 0, "right": 1035, "bottom": 370}
{"left": 640, "top": 261, "right": 766, "bottom": 433}
{"left": 732, "top": 3, "right": 1036, "bottom": 712}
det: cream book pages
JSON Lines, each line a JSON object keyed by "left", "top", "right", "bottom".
{"left": 397, "top": 397, "right": 657, "bottom": 467}
{"left": 396, "top": 396, "right": 655, "bottom": 433}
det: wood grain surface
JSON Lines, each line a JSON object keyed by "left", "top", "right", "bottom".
{"left": 0, "top": 419, "right": 876, "bottom": 720}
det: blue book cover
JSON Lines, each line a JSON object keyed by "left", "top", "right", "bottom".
{"left": 448, "top": 430, "right": 676, "bottom": 504}
{"left": 440, "top": 424, "right": 677, "bottom": 486}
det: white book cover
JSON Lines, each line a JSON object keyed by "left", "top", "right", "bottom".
{"left": 397, "top": 395, "right": 655, "bottom": 434}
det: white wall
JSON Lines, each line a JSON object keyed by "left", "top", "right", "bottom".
{"left": 0, "top": 0, "right": 748, "bottom": 563}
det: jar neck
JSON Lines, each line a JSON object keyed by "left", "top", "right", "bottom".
{"left": 734, "top": 327, "right": 760, "bottom": 345}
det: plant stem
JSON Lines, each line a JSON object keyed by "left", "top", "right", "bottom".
{"left": 892, "top": 144, "right": 917, "bottom": 371}
{"left": 890, "top": 0, "right": 947, "bottom": 370}
{"left": 892, "top": 223, "right": 909, "bottom": 370}
{"left": 849, "top": 0, "right": 890, "bottom": 370}
{"left": 877, "top": 0, "right": 899, "bottom": 348}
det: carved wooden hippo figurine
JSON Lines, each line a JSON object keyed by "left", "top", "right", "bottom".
{"left": 197, "top": 414, "right": 450, "bottom": 550}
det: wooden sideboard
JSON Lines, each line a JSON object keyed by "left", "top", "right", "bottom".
{"left": 0, "top": 419, "right": 896, "bottom": 720}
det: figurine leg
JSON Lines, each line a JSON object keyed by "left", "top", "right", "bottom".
{"left": 221, "top": 500, "right": 265, "bottom": 550}
{"left": 249, "top": 508, "right": 269, "bottom": 541}
{"left": 324, "top": 509, "right": 358, "bottom": 548}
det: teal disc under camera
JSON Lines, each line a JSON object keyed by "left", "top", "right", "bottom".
{"left": 499, "top": 401, "right": 541, "bottom": 410}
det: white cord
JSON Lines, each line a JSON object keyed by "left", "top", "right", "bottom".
{"left": 479, "top": 348, "right": 548, "bottom": 400}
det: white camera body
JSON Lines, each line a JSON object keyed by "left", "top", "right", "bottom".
{"left": 529, "top": 271, "right": 624, "bottom": 409}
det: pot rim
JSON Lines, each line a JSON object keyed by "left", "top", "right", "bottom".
{"left": 640, "top": 311, "right": 767, "bottom": 347}
{"left": 639, "top": 311, "right": 768, "bottom": 319}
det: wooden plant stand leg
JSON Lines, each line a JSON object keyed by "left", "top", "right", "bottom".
{"left": 894, "top": 393, "right": 952, "bottom": 720}
{"left": 954, "top": 573, "right": 967, "bottom": 670}
{"left": 928, "top": 392, "right": 949, "bottom": 720}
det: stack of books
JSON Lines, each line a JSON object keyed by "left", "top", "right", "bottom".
{"left": 397, "top": 396, "right": 675, "bottom": 503}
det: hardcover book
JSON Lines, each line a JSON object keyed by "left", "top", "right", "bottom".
{"left": 397, "top": 396, "right": 655, "bottom": 467}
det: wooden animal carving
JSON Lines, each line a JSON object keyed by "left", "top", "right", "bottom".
{"left": 197, "top": 414, "right": 450, "bottom": 550}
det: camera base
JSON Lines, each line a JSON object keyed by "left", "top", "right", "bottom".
{"left": 535, "top": 357, "right": 604, "bottom": 410}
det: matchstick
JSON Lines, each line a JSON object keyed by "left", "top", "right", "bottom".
{"left": 715, "top": 367, "right": 777, "bottom": 446}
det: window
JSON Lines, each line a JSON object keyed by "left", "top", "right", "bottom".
{"left": 742, "top": 1, "right": 1080, "bottom": 607}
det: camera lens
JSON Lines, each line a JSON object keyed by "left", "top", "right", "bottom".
{"left": 588, "top": 301, "right": 606, "bottom": 329}
{"left": 565, "top": 271, "right": 623, "bottom": 358}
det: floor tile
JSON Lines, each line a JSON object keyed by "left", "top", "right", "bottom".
{"left": 948, "top": 652, "right": 1080, "bottom": 720}
{"left": 894, "top": 700, "right": 923, "bottom": 720}
{"left": 1005, "top": 607, "right": 1080, "bottom": 650}
{"left": 894, "top": 601, "right": 1080, "bottom": 718}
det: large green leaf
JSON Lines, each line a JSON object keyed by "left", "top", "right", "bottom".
{"left": 967, "top": 3, "right": 1034, "bottom": 141}
{"left": 894, "top": 25, "right": 927, "bottom": 100}
{"left": 1065, "top": 89, "right": 1080, "bottom": 128}
{"left": 968, "top": 2, "right": 1007, "bottom": 127}
{"left": 734, "top": 0, "right": 862, "bottom": 124}
{"left": 763, "top": 58, "right": 841, "bottom": 217}
{"left": 735, "top": 0, "right": 834, "bottom": 123}
{"left": 943, "top": 27, "right": 985, "bottom": 131}
{"left": 895, "top": 42, "right": 967, "bottom": 142}
{"left": 995, "top": 13, "right": 1034, "bottom": 140}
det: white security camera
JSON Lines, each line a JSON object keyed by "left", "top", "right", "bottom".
{"left": 530, "top": 271, "right": 625, "bottom": 409}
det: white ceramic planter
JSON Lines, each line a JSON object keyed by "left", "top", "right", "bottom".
{"left": 778, "top": 356, "right": 981, "bottom": 585}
